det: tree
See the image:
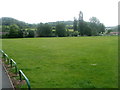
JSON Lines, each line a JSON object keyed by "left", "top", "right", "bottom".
{"left": 73, "top": 17, "right": 77, "bottom": 31}
{"left": 71, "top": 31, "right": 80, "bottom": 36}
{"left": 18, "top": 30, "right": 23, "bottom": 38}
{"left": 89, "top": 17, "right": 100, "bottom": 24}
{"left": 37, "top": 23, "right": 52, "bottom": 37}
{"left": 37, "top": 23, "right": 43, "bottom": 37}
{"left": 89, "top": 17, "right": 105, "bottom": 35}
{"left": 98, "top": 23, "right": 105, "bottom": 34}
{"left": 78, "top": 11, "right": 84, "bottom": 36}
{"left": 2, "top": 25, "right": 10, "bottom": 32}
{"left": 83, "top": 22, "right": 92, "bottom": 36}
{"left": 56, "top": 23, "right": 66, "bottom": 37}
{"left": 8, "top": 24, "right": 20, "bottom": 38}
{"left": 27, "top": 30, "right": 35, "bottom": 37}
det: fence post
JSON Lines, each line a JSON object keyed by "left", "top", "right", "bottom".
{"left": 15, "top": 65, "right": 18, "bottom": 74}
{"left": 10, "top": 59, "right": 12, "bottom": 67}
{"left": 19, "top": 70, "right": 31, "bottom": 90}
{"left": 19, "top": 70, "right": 22, "bottom": 81}
{"left": 10, "top": 59, "right": 18, "bottom": 74}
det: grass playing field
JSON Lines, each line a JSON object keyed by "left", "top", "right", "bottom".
{"left": 2, "top": 36, "right": 118, "bottom": 88}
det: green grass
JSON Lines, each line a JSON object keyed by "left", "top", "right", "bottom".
{"left": 2, "top": 36, "right": 118, "bottom": 88}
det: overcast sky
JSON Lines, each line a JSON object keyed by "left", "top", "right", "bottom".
{"left": 0, "top": 0, "right": 119, "bottom": 26}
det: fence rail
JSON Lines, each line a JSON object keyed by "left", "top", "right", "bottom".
{"left": 19, "top": 70, "right": 31, "bottom": 90}
{"left": 0, "top": 49, "right": 31, "bottom": 89}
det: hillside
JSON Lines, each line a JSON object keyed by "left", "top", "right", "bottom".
{"left": 1, "top": 17, "right": 73, "bottom": 28}
{"left": 1, "top": 17, "right": 37, "bottom": 29}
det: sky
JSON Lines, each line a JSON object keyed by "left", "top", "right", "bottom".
{"left": 0, "top": 0, "right": 119, "bottom": 27}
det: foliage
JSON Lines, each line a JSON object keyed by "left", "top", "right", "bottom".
{"left": 78, "top": 20, "right": 84, "bottom": 36}
{"left": 89, "top": 17, "right": 105, "bottom": 36}
{"left": 1, "top": 17, "right": 106, "bottom": 38}
{"left": 73, "top": 17, "right": 77, "bottom": 31}
{"left": 8, "top": 24, "right": 20, "bottom": 38}
{"left": 71, "top": 31, "right": 80, "bottom": 36}
{"left": 106, "top": 29, "right": 113, "bottom": 34}
{"left": 18, "top": 30, "right": 24, "bottom": 38}
{"left": 56, "top": 23, "right": 66, "bottom": 37}
{"left": 27, "top": 30, "right": 35, "bottom": 37}
{"left": 2, "top": 25, "right": 10, "bottom": 32}
{"left": 82, "top": 22, "right": 92, "bottom": 36}
{"left": 37, "top": 23, "right": 52, "bottom": 37}
{"left": 89, "top": 17, "right": 100, "bottom": 24}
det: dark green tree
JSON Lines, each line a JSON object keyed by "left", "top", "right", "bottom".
{"left": 56, "top": 23, "right": 66, "bottom": 37}
{"left": 37, "top": 23, "right": 43, "bottom": 37}
{"left": 18, "top": 30, "right": 24, "bottom": 38}
{"left": 89, "top": 17, "right": 100, "bottom": 24}
{"left": 27, "top": 30, "right": 35, "bottom": 37}
{"left": 89, "top": 17, "right": 105, "bottom": 35}
{"left": 83, "top": 22, "right": 92, "bottom": 36}
{"left": 73, "top": 17, "right": 77, "bottom": 31}
{"left": 37, "top": 23, "right": 52, "bottom": 37}
{"left": 8, "top": 24, "right": 20, "bottom": 38}
{"left": 78, "top": 11, "right": 84, "bottom": 36}
{"left": 98, "top": 23, "right": 105, "bottom": 34}
{"left": 2, "top": 25, "right": 10, "bottom": 32}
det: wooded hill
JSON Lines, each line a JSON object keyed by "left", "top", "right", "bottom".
{"left": 1, "top": 17, "right": 73, "bottom": 30}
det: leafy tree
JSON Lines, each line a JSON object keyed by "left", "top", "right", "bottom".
{"left": 27, "top": 30, "right": 35, "bottom": 37}
{"left": 83, "top": 22, "right": 92, "bottom": 36}
{"left": 56, "top": 23, "right": 66, "bottom": 37}
{"left": 88, "top": 22, "right": 98, "bottom": 35}
{"left": 98, "top": 23, "right": 105, "bottom": 34}
{"left": 89, "top": 17, "right": 105, "bottom": 35}
{"left": 71, "top": 31, "right": 80, "bottom": 36}
{"left": 18, "top": 30, "right": 23, "bottom": 38}
{"left": 78, "top": 11, "right": 84, "bottom": 36}
{"left": 78, "top": 20, "right": 85, "bottom": 36}
{"left": 106, "top": 29, "right": 112, "bottom": 34}
{"left": 89, "top": 17, "right": 100, "bottom": 24}
{"left": 2, "top": 25, "right": 10, "bottom": 32}
{"left": 73, "top": 17, "right": 77, "bottom": 31}
{"left": 37, "top": 23, "right": 52, "bottom": 37}
{"left": 37, "top": 23, "right": 43, "bottom": 37}
{"left": 8, "top": 24, "right": 20, "bottom": 38}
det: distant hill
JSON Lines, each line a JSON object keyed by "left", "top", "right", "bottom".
{"left": 48, "top": 21, "right": 73, "bottom": 26}
{"left": 1, "top": 17, "right": 73, "bottom": 27}
{"left": 105, "top": 26, "right": 118, "bottom": 32}
{"left": 1, "top": 17, "right": 27, "bottom": 27}
{"left": 1, "top": 17, "right": 37, "bottom": 29}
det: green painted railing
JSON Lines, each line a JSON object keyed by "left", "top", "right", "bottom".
{"left": 0, "top": 50, "right": 9, "bottom": 64}
{"left": 0, "top": 49, "right": 31, "bottom": 89}
{"left": 19, "top": 70, "right": 31, "bottom": 90}
{"left": 10, "top": 59, "right": 18, "bottom": 74}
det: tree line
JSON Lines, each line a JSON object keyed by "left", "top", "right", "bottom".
{"left": 1, "top": 11, "right": 106, "bottom": 38}
{"left": 73, "top": 11, "right": 105, "bottom": 36}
